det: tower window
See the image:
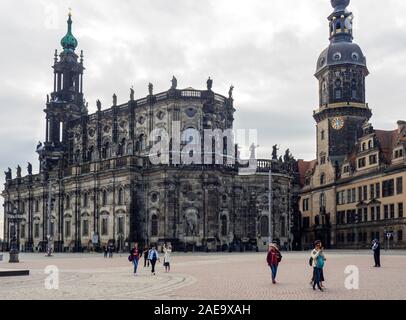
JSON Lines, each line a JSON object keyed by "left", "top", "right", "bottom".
{"left": 321, "top": 130, "right": 325, "bottom": 140}
{"left": 335, "top": 89, "right": 342, "bottom": 99}
{"left": 320, "top": 174, "right": 326, "bottom": 185}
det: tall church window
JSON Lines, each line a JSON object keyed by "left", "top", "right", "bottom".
{"left": 221, "top": 215, "right": 228, "bottom": 236}
{"left": 118, "top": 216, "right": 124, "bottom": 235}
{"left": 65, "top": 221, "right": 71, "bottom": 237}
{"left": 151, "top": 215, "right": 158, "bottom": 237}
{"left": 321, "top": 81, "right": 328, "bottom": 104}
{"left": 102, "top": 190, "right": 108, "bottom": 206}
{"left": 321, "top": 130, "right": 325, "bottom": 141}
{"left": 260, "top": 216, "right": 269, "bottom": 237}
{"left": 82, "top": 220, "right": 89, "bottom": 237}
{"left": 101, "top": 218, "right": 108, "bottom": 236}
{"left": 65, "top": 195, "right": 71, "bottom": 209}
{"left": 118, "top": 188, "right": 124, "bottom": 205}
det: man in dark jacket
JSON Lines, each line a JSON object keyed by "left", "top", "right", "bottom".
{"left": 372, "top": 239, "right": 381, "bottom": 267}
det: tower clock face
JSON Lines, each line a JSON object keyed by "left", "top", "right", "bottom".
{"left": 331, "top": 117, "right": 345, "bottom": 130}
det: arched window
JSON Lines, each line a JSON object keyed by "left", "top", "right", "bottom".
{"left": 102, "top": 190, "right": 108, "bottom": 206}
{"left": 362, "top": 142, "right": 366, "bottom": 151}
{"left": 65, "top": 195, "right": 71, "bottom": 209}
{"left": 336, "top": 21, "right": 341, "bottom": 31}
{"left": 151, "top": 215, "right": 158, "bottom": 237}
{"left": 321, "top": 81, "right": 328, "bottom": 104}
{"left": 118, "top": 188, "right": 124, "bottom": 205}
{"left": 83, "top": 192, "right": 88, "bottom": 208}
{"left": 320, "top": 173, "right": 326, "bottom": 185}
{"left": 260, "top": 216, "right": 269, "bottom": 237}
{"left": 221, "top": 215, "right": 228, "bottom": 236}
{"left": 368, "top": 140, "right": 373, "bottom": 149}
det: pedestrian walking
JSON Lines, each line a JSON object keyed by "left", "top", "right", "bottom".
{"left": 148, "top": 244, "right": 160, "bottom": 275}
{"left": 310, "top": 240, "right": 326, "bottom": 292}
{"left": 163, "top": 243, "right": 172, "bottom": 273}
{"left": 266, "top": 242, "right": 282, "bottom": 284}
{"left": 103, "top": 246, "right": 108, "bottom": 258}
{"left": 143, "top": 245, "right": 150, "bottom": 268}
{"left": 130, "top": 243, "right": 142, "bottom": 276}
{"left": 372, "top": 239, "right": 381, "bottom": 267}
{"left": 108, "top": 245, "right": 114, "bottom": 258}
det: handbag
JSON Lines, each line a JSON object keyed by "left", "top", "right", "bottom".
{"left": 128, "top": 254, "right": 133, "bottom": 262}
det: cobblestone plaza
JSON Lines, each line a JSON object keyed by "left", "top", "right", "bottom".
{"left": 1, "top": 251, "right": 406, "bottom": 300}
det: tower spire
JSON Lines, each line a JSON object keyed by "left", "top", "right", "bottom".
{"left": 61, "top": 9, "right": 78, "bottom": 52}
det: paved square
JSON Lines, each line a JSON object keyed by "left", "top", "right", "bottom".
{"left": 1, "top": 251, "right": 405, "bottom": 300}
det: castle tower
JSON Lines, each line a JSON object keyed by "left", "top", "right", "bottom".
{"left": 314, "top": 0, "right": 372, "bottom": 166}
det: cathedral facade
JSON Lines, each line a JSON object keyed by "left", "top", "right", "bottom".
{"left": 299, "top": 0, "right": 406, "bottom": 249}
{"left": 2, "top": 13, "right": 300, "bottom": 253}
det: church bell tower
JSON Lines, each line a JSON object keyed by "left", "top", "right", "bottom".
{"left": 38, "top": 11, "right": 87, "bottom": 173}
{"left": 314, "top": 0, "right": 372, "bottom": 165}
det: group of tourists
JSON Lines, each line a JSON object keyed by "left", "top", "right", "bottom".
{"left": 129, "top": 242, "right": 172, "bottom": 276}
{"left": 266, "top": 238, "right": 383, "bottom": 291}
{"left": 103, "top": 245, "right": 114, "bottom": 258}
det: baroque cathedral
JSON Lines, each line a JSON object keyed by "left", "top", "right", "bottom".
{"left": 299, "top": 0, "right": 406, "bottom": 249}
{"left": 2, "top": 12, "right": 300, "bottom": 252}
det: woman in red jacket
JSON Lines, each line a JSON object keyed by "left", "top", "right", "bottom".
{"left": 266, "top": 243, "right": 281, "bottom": 284}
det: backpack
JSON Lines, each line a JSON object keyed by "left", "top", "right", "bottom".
{"left": 277, "top": 251, "right": 282, "bottom": 263}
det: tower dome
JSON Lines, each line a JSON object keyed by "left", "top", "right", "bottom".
{"left": 331, "top": 0, "right": 350, "bottom": 11}
{"left": 61, "top": 12, "right": 78, "bottom": 52}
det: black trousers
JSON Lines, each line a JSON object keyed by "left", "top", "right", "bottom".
{"left": 374, "top": 252, "right": 381, "bottom": 267}
{"left": 144, "top": 256, "right": 149, "bottom": 267}
{"left": 151, "top": 259, "right": 157, "bottom": 273}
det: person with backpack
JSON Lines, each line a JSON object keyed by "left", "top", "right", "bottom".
{"left": 129, "top": 243, "right": 142, "bottom": 276}
{"left": 266, "top": 242, "right": 282, "bottom": 284}
{"left": 310, "top": 240, "right": 326, "bottom": 291}
{"left": 372, "top": 239, "right": 381, "bottom": 267}
{"left": 148, "top": 244, "right": 160, "bottom": 275}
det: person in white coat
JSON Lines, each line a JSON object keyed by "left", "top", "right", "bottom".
{"left": 163, "top": 243, "right": 172, "bottom": 273}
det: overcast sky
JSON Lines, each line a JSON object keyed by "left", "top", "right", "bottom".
{"left": 1, "top": 0, "right": 406, "bottom": 239}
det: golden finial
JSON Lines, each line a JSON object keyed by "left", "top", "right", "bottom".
{"left": 68, "top": 8, "right": 72, "bottom": 17}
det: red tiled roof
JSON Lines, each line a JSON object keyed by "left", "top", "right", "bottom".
{"left": 375, "top": 129, "right": 398, "bottom": 163}
{"left": 297, "top": 159, "right": 316, "bottom": 186}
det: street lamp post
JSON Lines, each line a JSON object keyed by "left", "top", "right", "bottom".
{"left": 8, "top": 206, "right": 23, "bottom": 263}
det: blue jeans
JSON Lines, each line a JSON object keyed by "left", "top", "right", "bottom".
{"left": 313, "top": 267, "right": 322, "bottom": 289}
{"left": 270, "top": 264, "right": 278, "bottom": 280}
{"left": 133, "top": 258, "right": 139, "bottom": 273}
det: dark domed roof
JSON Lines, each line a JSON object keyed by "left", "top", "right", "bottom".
{"left": 316, "top": 41, "right": 367, "bottom": 75}
{"left": 331, "top": 0, "right": 350, "bottom": 11}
